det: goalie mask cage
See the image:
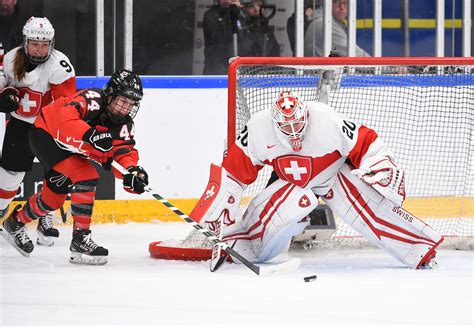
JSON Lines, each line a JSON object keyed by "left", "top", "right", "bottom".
{"left": 149, "top": 57, "right": 473, "bottom": 261}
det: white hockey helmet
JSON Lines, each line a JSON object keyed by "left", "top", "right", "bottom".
{"left": 271, "top": 91, "right": 308, "bottom": 152}
{"left": 22, "top": 16, "right": 55, "bottom": 65}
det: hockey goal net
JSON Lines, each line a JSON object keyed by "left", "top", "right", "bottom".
{"left": 150, "top": 57, "right": 474, "bottom": 260}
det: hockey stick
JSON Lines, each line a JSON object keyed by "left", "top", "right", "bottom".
{"left": 59, "top": 206, "right": 67, "bottom": 223}
{"left": 111, "top": 161, "right": 300, "bottom": 276}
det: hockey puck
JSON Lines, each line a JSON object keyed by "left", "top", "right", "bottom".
{"left": 304, "top": 275, "right": 317, "bottom": 282}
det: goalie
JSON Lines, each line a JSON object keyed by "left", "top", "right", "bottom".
{"left": 191, "top": 91, "right": 443, "bottom": 269}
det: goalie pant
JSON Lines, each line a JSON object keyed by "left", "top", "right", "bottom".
{"left": 215, "top": 164, "right": 442, "bottom": 269}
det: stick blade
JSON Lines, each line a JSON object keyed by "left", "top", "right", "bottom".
{"left": 210, "top": 244, "right": 227, "bottom": 272}
{"left": 257, "top": 258, "right": 301, "bottom": 276}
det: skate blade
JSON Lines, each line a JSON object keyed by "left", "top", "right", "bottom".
{"left": 69, "top": 252, "right": 108, "bottom": 266}
{"left": 0, "top": 226, "right": 32, "bottom": 257}
{"left": 420, "top": 258, "right": 439, "bottom": 269}
{"left": 36, "top": 233, "right": 57, "bottom": 246}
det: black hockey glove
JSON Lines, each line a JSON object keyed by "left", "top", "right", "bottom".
{"left": 123, "top": 166, "right": 149, "bottom": 194}
{"left": 82, "top": 126, "right": 114, "bottom": 167}
{"left": 0, "top": 87, "right": 20, "bottom": 113}
{"left": 83, "top": 126, "right": 113, "bottom": 152}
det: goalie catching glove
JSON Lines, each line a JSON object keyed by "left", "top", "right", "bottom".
{"left": 351, "top": 157, "right": 406, "bottom": 207}
{"left": 82, "top": 126, "right": 114, "bottom": 166}
{"left": 0, "top": 87, "right": 20, "bottom": 113}
{"left": 123, "top": 166, "right": 149, "bottom": 194}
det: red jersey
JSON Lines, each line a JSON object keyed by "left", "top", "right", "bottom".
{"left": 35, "top": 88, "right": 139, "bottom": 172}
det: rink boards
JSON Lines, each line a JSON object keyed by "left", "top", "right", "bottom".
{"left": 2, "top": 75, "right": 472, "bottom": 237}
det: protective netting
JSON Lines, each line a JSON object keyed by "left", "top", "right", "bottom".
{"left": 232, "top": 63, "right": 473, "bottom": 242}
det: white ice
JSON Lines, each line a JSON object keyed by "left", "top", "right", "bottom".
{"left": 1, "top": 222, "right": 472, "bottom": 326}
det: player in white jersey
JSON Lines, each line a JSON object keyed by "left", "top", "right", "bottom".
{"left": 0, "top": 17, "right": 76, "bottom": 246}
{"left": 190, "top": 91, "right": 443, "bottom": 269}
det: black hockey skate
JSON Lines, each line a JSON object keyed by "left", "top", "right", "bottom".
{"left": 0, "top": 205, "right": 34, "bottom": 256}
{"left": 69, "top": 229, "right": 108, "bottom": 265}
{"left": 37, "top": 214, "right": 59, "bottom": 246}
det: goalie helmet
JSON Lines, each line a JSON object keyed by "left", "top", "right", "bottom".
{"left": 104, "top": 69, "right": 143, "bottom": 123}
{"left": 271, "top": 91, "right": 308, "bottom": 152}
{"left": 22, "top": 17, "right": 55, "bottom": 65}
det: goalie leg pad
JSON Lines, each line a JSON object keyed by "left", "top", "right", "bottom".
{"left": 190, "top": 163, "right": 243, "bottom": 230}
{"left": 223, "top": 179, "right": 318, "bottom": 263}
{"left": 324, "top": 164, "right": 443, "bottom": 269}
{"left": 0, "top": 168, "right": 24, "bottom": 211}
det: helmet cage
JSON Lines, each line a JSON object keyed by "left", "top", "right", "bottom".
{"left": 107, "top": 96, "right": 140, "bottom": 124}
{"left": 22, "top": 17, "right": 55, "bottom": 65}
{"left": 105, "top": 69, "right": 143, "bottom": 123}
{"left": 271, "top": 91, "right": 308, "bottom": 151}
{"left": 24, "top": 39, "right": 55, "bottom": 65}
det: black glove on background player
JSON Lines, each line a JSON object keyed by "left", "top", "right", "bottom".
{"left": 0, "top": 87, "right": 20, "bottom": 113}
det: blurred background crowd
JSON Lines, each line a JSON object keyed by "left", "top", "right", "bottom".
{"left": 1, "top": 0, "right": 472, "bottom": 76}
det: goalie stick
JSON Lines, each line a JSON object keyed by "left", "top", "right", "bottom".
{"left": 111, "top": 161, "right": 301, "bottom": 276}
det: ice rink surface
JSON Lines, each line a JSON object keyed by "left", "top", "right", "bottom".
{"left": 0, "top": 222, "right": 472, "bottom": 326}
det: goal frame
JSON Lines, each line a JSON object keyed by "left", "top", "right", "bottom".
{"left": 149, "top": 56, "right": 473, "bottom": 260}
{"left": 227, "top": 56, "right": 474, "bottom": 147}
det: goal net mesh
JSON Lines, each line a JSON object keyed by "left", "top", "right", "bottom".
{"left": 231, "top": 61, "right": 473, "bottom": 243}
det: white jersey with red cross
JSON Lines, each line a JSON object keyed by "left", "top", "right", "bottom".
{"left": 222, "top": 101, "right": 393, "bottom": 196}
{"left": 0, "top": 46, "right": 76, "bottom": 124}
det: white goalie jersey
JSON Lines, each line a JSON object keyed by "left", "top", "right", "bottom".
{"left": 0, "top": 46, "right": 76, "bottom": 124}
{"left": 223, "top": 101, "right": 393, "bottom": 197}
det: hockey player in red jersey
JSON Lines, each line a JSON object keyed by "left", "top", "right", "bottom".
{"left": 191, "top": 91, "right": 443, "bottom": 269}
{"left": 0, "top": 17, "right": 76, "bottom": 246}
{"left": 0, "top": 69, "right": 149, "bottom": 265}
